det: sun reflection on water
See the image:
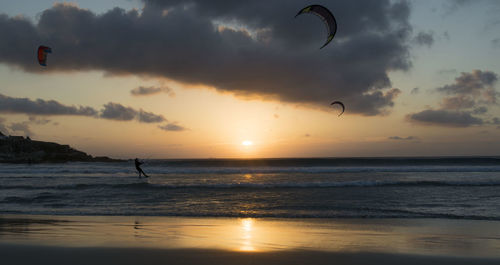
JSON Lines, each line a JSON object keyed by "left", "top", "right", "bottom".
{"left": 239, "top": 218, "right": 255, "bottom": 251}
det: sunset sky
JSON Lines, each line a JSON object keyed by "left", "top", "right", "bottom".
{"left": 0, "top": 0, "right": 499, "bottom": 158}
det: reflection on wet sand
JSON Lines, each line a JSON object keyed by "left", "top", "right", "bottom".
{"left": 239, "top": 218, "right": 255, "bottom": 251}
{"left": 1, "top": 215, "right": 500, "bottom": 257}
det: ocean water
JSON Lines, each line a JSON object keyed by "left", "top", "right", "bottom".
{"left": 1, "top": 158, "right": 500, "bottom": 219}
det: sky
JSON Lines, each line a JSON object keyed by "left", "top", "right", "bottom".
{"left": 0, "top": 0, "right": 499, "bottom": 159}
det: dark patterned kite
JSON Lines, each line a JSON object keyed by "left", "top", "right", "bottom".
{"left": 295, "top": 5, "right": 337, "bottom": 49}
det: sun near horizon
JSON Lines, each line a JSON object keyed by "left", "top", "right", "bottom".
{"left": 0, "top": 0, "right": 499, "bottom": 159}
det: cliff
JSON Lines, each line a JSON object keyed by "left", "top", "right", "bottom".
{"left": 0, "top": 133, "right": 122, "bottom": 163}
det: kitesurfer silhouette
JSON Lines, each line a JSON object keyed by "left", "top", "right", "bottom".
{"left": 135, "top": 158, "right": 149, "bottom": 178}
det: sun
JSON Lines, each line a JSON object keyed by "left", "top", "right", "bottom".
{"left": 242, "top": 140, "right": 253, "bottom": 146}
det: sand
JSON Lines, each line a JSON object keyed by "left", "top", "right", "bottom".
{"left": 1, "top": 244, "right": 499, "bottom": 265}
{"left": 1, "top": 214, "right": 500, "bottom": 264}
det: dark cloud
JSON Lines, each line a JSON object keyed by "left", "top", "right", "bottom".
{"left": 0, "top": 93, "right": 98, "bottom": 116}
{"left": 440, "top": 95, "right": 475, "bottom": 109}
{"left": 436, "top": 70, "right": 498, "bottom": 111}
{"left": 273, "top": 114, "right": 279, "bottom": 119}
{"left": 0, "top": 93, "right": 168, "bottom": 124}
{"left": 436, "top": 70, "right": 497, "bottom": 96}
{"left": 0, "top": 0, "right": 415, "bottom": 115}
{"left": 406, "top": 70, "right": 498, "bottom": 128}
{"left": 138, "top": 109, "right": 166, "bottom": 123}
{"left": 388, "top": 136, "right": 418, "bottom": 140}
{"left": 410, "top": 87, "right": 419, "bottom": 94}
{"left": 100, "top": 102, "right": 137, "bottom": 121}
{"left": 406, "top": 109, "right": 483, "bottom": 127}
{"left": 9, "top": 122, "right": 33, "bottom": 136}
{"left": 131, "top": 86, "right": 174, "bottom": 97}
{"left": 346, "top": 88, "right": 401, "bottom": 116}
{"left": 413, "top": 31, "right": 434, "bottom": 47}
{"left": 158, "top": 123, "right": 187, "bottom": 131}
{"left": 100, "top": 102, "right": 166, "bottom": 123}
{"left": 304, "top": 133, "right": 310, "bottom": 137}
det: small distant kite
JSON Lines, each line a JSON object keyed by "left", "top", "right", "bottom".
{"left": 295, "top": 5, "right": 337, "bottom": 49}
{"left": 330, "top": 101, "right": 345, "bottom": 116}
{"left": 37, "top": 46, "right": 52, "bottom": 66}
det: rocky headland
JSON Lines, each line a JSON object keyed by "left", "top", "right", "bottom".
{"left": 0, "top": 131, "right": 122, "bottom": 163}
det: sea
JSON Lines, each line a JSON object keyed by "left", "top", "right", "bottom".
{"left": 1, "top": 157, "right": 500, "bottom": 220}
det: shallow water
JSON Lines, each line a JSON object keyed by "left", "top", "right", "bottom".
{"left": 1, "top": 158, "right": 500, "bottom": 219}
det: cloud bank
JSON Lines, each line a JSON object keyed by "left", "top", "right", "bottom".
{"left": 0, "top": 0, "right": 416, "bottom": 115}
{"left": 407, "top": 109, "right": 484, "bottom": 127}
{"left": 407, "top": 70, "right": 498, "bottom": 127}
{"left": 0, "top": 93, "right": 97, "bottom": 116}
{"left": 0, "top": 93, "right": 167, "bottom": 124}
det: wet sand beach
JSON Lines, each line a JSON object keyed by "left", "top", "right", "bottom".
{"left": 1, "top": 215, "right": 499, "bottom": 265}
